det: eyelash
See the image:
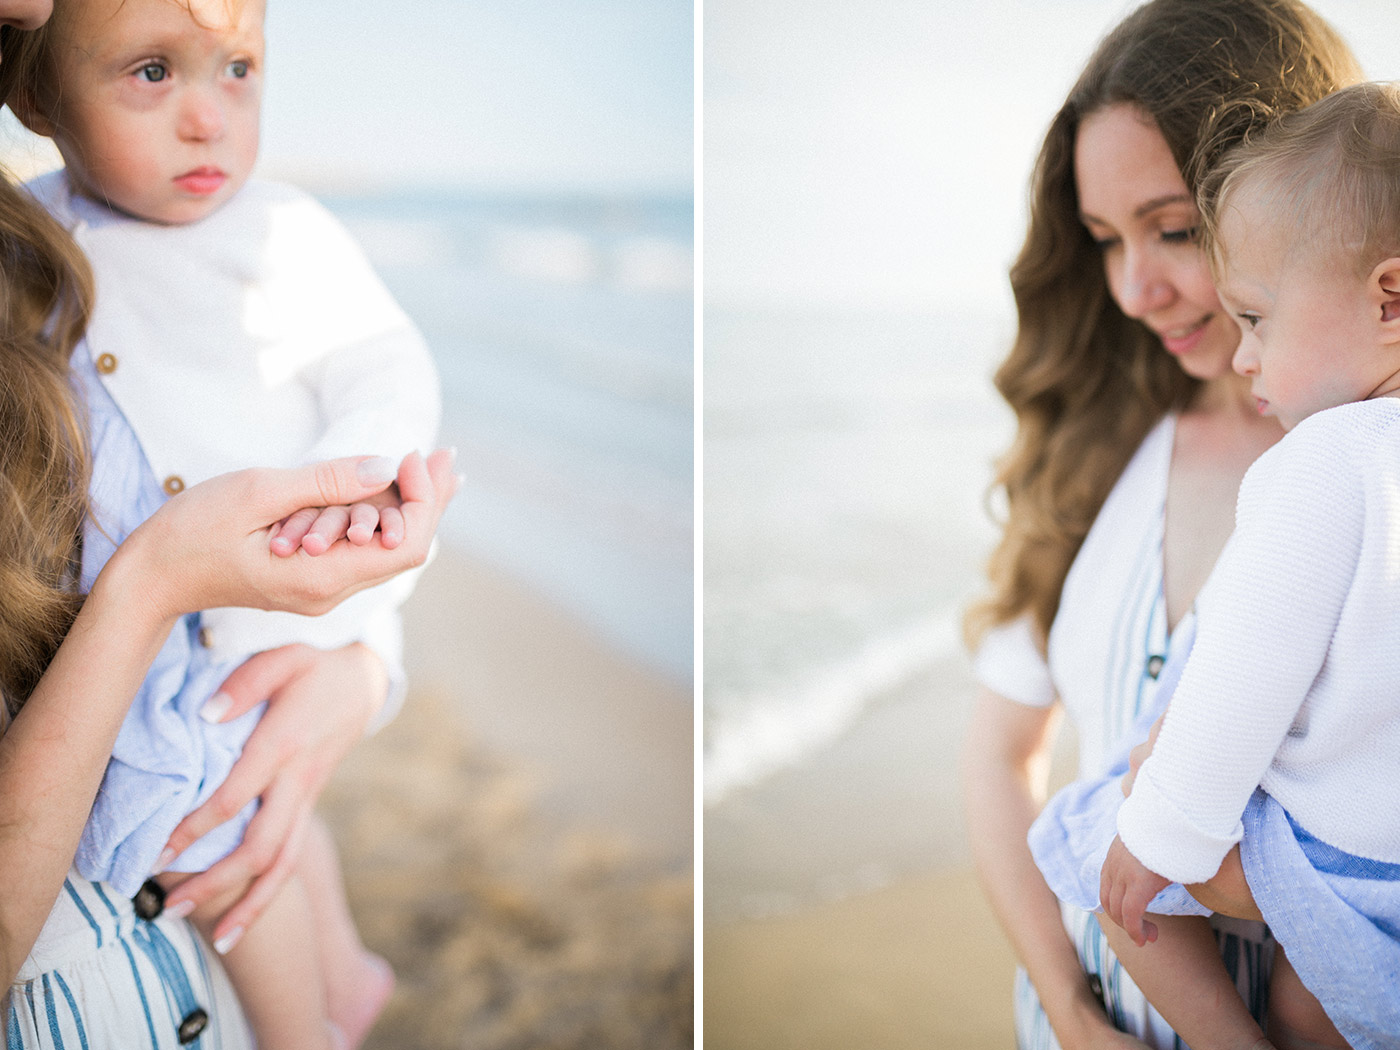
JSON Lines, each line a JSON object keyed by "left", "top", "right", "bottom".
{"left": 1238, "top": 313, "right": 1261, "bottom": 329}
{"left": 1089, "top": 227, "right": 1199, "bottom": 251}
{"left": 1160, "top": 227, "right": 1199, "bottom": 244}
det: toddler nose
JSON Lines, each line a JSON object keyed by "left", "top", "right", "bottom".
{"left": 180, "top": 89, "right": 226, "bottom": 141}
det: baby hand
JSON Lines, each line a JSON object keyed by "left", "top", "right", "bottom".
{"left": 1100, "top": 835, "right": 1169, "bottom": 948}
{"left": 270, "top": 486, "right": 405, "bottom": 557}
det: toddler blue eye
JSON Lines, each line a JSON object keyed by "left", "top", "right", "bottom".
{"left": 227, "top": 60, "right": 249, "bottom": 78}
{"left": 137, "top": 63, "right": 167, "bottom": 82}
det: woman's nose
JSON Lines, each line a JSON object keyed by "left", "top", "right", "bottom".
{"left": 1113, "top": 247, "right": 1172, "bottom": 319}
{"left": 0, "top": 0, "right": 52, "bottom": 32}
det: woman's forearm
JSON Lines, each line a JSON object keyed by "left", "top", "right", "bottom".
{"left": 0, "top": 551, "right": 178, "bottom": 985}
{"left": 962, "top": 691, "right": 1120, "bottom": 1048}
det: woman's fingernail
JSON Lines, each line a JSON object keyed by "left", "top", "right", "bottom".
{"left": 200, "top": 693, "right": 232, "bottom": 724}
{"left": 165, "top": 899, "right": 194, "bottom": 920}
{"left": 213, "top": 926, "right": 244, "bottom": 955}
{"left": 151, "top": 847, "right": 176, "bottom": 875}
{"left": 357, "top": 456, "right": 397, "bottom": 485}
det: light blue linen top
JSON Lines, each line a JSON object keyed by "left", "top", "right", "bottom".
{"left": 73, "top": 348, "right": 260, "bottom": 898}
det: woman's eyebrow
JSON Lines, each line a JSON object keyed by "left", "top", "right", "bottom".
{"left": 1133, "top": 193, "right": 1194, "bottom": 219}
{"left": 1080, "top": 193, "right": 1195, "bottom": 228}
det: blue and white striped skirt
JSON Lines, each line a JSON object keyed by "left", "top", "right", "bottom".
{"left": 6, "top": 873, "right": 252, "bottom": 1050}
{"left": 1014, "top": 905, "right": 1273, "bottom": 1050}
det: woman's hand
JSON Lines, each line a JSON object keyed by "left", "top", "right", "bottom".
{"left": 157, "top": 643, "right": 388, "bottom": 950}
{"left": 114, "top": 448, "right": 457, "bottom": 624}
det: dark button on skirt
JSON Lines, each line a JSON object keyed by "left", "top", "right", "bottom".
{"left": 178, "top": 1008, "right": 209, "bottom": 1044}
{"left": 132, "top": 879, "right": 166, "bottom": 921}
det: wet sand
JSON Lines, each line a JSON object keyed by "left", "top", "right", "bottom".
{"left": 319, "top": 549, "right": 694, "bottom": 1050}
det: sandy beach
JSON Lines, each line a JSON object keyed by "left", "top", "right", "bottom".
{"left": 704, "top": 644, "right": 1078, "bottom": 1048}
{"left": 318, "top": 546, "right": 694, "bottom": 1050}
{"left": 704, "top": 868, "right": 1017, "bottom": 1049}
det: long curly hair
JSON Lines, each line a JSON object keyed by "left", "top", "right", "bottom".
{"left": 0, "top": 21, "right": 95, "bottom": 730}
{"left": 966, "top": 0, "right": 1360, "bottom": 652}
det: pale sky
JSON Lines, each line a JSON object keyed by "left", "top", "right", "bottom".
{"left": 704, "top": 0, "right": 1400, "bottom": 314}
{"left": 1, "top": 0, "right": 695, "bottom": 194}
{"left": 262, "top": 0, "right": 693, "bottom": 192}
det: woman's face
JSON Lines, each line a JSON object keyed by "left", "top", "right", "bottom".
{"left": 0, "top": 0, "right": 50, "bottom": 31}
{"left": 1074, "top": 104, "right": 1240, "bottom": 381}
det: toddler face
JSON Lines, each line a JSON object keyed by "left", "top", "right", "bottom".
{"left": 43, "top": 0, "right": 265, "bottom": 225}
{"left": 1215, "top": 189, "right": 1380, "bottom": 430}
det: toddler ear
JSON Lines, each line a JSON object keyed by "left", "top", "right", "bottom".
{"left": 1374, "top": 259, "right": 1400, "bottom": 327}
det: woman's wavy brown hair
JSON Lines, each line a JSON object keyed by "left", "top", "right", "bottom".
{"left": 0, "top": 22, "right": 95, "bottom": 730}
{"left": 966, "top": 0, "right": 1360, "bottom": 653}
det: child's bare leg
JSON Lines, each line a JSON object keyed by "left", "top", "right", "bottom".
{"left": 299, "top": 817, "right": 395, "bottom": 1048}
{"left": 1096, "top": 912, "right": 1272, "bottom": 1050}
{"left": 1266, "top": 947, "right": 1348, "bottom": 1050}
{"left": 156, "top": 870, "right": 334, "bottom": 1050}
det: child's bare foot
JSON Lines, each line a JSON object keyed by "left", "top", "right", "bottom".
{"left": 328, "top": 951, "right": 395, "bottom": 1050}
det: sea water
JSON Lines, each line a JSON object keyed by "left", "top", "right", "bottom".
{"left": 324, "top": 190, "right": 695, "bottom": 685}
{"left": 703, "top": 305, "right": 1015, "bottom": 914}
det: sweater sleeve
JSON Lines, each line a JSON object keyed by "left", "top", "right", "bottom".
{"left": 1116, "top": 416, "right": 1362, "bottom": 884}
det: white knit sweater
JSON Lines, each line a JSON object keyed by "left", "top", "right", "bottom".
{"left": 1118, "top": 398, "right": 1400, "bottom": 884}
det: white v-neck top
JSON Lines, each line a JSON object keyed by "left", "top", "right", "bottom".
{"left": 975, "top": 415, "right": 1192, "bottom": 777}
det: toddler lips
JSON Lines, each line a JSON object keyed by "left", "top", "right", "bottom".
{"left": 174, "top": 168, "right": 226, "bottom": 195}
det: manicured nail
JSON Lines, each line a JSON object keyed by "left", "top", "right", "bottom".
{"left": 357, "top": 456, "right": 397, "bottom": 485}
{"left": 151, "top": 847, "right": 176, "bottom": 875}
{"left": 165, "top": 899, "right": 194, "bottom": 920}
{"left": 213, "top": 926, "right": 244, "bottom": 955}
{"left": 200, "top": 693, "right": 232, "bottom": 724}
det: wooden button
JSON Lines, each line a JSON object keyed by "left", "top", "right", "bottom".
{"left": 95, "top": 353, "right": 118, "bottom": 374}
{"left": 198, "top": 627, "right": 213, "bottom": 649}
{"left": 162, "top": 475, "right": 186, "bottom": 496}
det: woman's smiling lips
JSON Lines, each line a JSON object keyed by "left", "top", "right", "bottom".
{"left": 1156, "top": 316, "right": 1213, "bottom": 356}
{"left": 173, "top": 167, "right": 227, "bottom": 195}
